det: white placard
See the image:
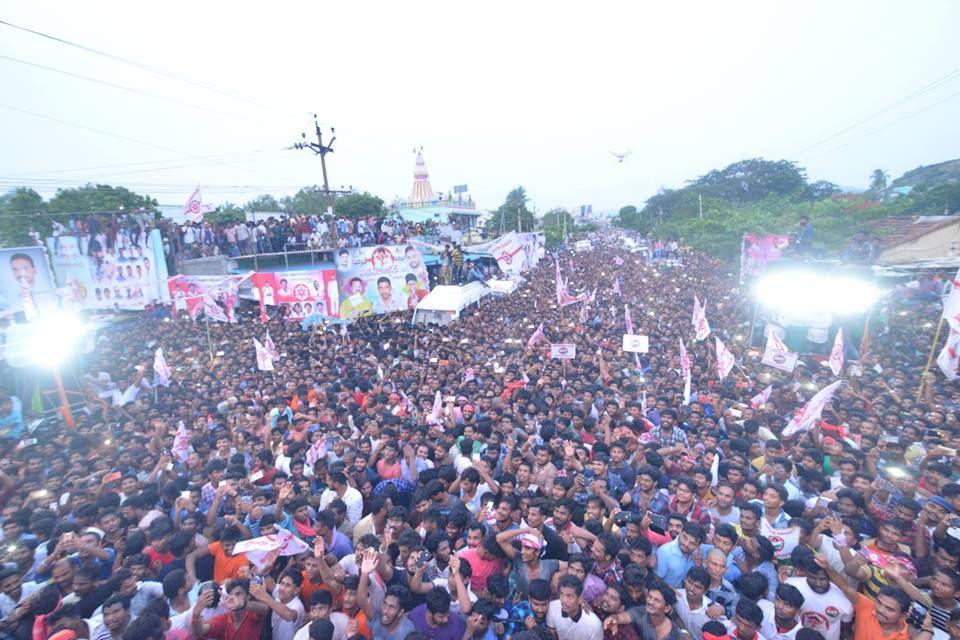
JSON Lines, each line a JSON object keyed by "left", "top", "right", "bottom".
{"left": 550, "top": 343, "right": 577, "bottom": 359}
{"left": 622, "top": 334, "right": 649, "bottom": 353}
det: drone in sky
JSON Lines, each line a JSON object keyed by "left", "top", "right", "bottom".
{"left": 609, "top": 150, "right": 632, "bottom": 163}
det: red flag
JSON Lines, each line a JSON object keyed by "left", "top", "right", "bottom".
{"left": 828, "top": 328, "right": 845, "bottom": 376}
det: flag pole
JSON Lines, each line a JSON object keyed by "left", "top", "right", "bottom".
{"left": 204, "top": 315, "right": 215, "bottom": 363}
{"left": 917, "top": 316, "right": 946, "bottom": 401}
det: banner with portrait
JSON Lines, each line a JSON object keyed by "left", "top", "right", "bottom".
{"left": 251, "top": 269, "right": 340, "bottom": 320}
{"left": 45, "top": 229, "right": 169, "bottom": 311}
{"left": 0, "top": 246, "right": 58, "bottom": 318}
{"left": 468, "top": 231, "right": 544, "bottom": 275}
{"left": 167, "top": 273, "right": 249, "bottom": 322}
{"left": 335, "top": 244, "right": 430, "bottom": 320}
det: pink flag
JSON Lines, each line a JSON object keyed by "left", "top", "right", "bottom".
{"left": 782, "top": 380, "right": 843, "bottom": 438}
{"left": 579, "top": 304, "right": 589, "bottom": 323}
{"left": 556, "top": 260, "right": 587, "bottom": 307}
{"left": 426, "top": 391, "right": 443, "bottom": 426}
{"left": 751, "top": 385, "right": 773, "bottom": 409}
{"left": 305, "top": 437, "right": 328, "bottom": 467}
{"left": 264, "top": 331, "right": 279, "bottom": 360}
{"left": 937, "top": 328, "right": 960, "bottom": 381}
{"left": 253, "top": 338, "right": 274, "bottom": 372}
{"left": 614, "top": 256, "right": 624, "bottom": 266}
{"left": 828, "top": 328, "right": 845, "bottom": 376}
{"left": 693, "top": 296, "right": 711, "bottom": 342}
{"left": 153, "top": 348, "right": 171, "bottom": 387}
{"left": 181, "top": 186, "right": 213, "bottom": 224}
{"left": 527, "top": 323, "right": 545, "bottom": 348}
{"left": 172, "top": 420, "right": 191, "bottom": 463}
{"left": 715, "top": 336, "right": 735, "bottom": 380}
{"left": 464, "top": 367, "right": 476, "bottom": 383}
{"left": 625, "top": 306, "right": 634, "bottom": 334}
{"left": 613, "top": 277, "right": 622, "bottom": 296}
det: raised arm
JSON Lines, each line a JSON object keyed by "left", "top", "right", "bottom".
{"left": 356, "top": 549, "right": 379, "bottom": 621}
{"left": 816, "top": 554, "right": 860, "bottom": 605}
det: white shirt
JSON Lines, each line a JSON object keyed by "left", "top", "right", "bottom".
{"left": 545, "top": 600, "right": 603, "bottom": 640}
{"left": 319, "top": 486, "right": 364, "bottom": 525}
{"left": 293, "top": 612, "right": 349, "bottom": 640}
{"left": 0, "top": 581, "right": 41, "bottom": 618}
{"left": 271, "top": 585, "right": 306, "bottom": 640}
{"left": 674, "top": 589, "right": 715, "bottom": 640}
{"left": 785, "top": 577, "right": 853, "bottom": 640}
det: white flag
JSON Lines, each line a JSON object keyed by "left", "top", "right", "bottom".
{"left": 693, "top": 296, "right": 711, "bottom": 342}
{"left": 782, "top": 380, "right": 843, "bottom": 438}
{"left": 153, "top": 348, "right": 171, "bottom": 387}
{"left": 937, "top": 328, "right": 960, "bottom": 381}
{"left": 202, "top": 295, "right": 229, "bottom": 323}
{"left": 679, "top": 338, "right": 691, "bottom": 378}
{"left": 828, "top": 328, "right": 845, "bottom": 376}
{"left": 715, "top": 337, "right": 735, "bottom": 380}
{"left": 181, "top": 186, "right": 213, "bottom": 223}
{"left": 751, "top": 385, "right": 773, "bottom": 409}
{"left": 625, "top": 306, "right": 635, "bottom": 334}
{"left": 761, "top": 332, "right": 798, "bottom": 373}
{"left": 253, "top": 338, "right": 274, "bottom": 372}
{"left": 172, "top": 420, "right": 191, "bottom": 463}
{"left": 426, "top": 390, "right": 443, "bottom": 425}
{"left": 264, "top": 331, "right": 279, "bottom": 360}
{"left": 234, "top": 529, "right": 311, "bottom": 568}
{"left": 943, "top": 267, "right": 960, "bottom": 332}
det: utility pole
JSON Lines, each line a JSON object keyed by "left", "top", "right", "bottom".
{"left": 293, "top": 114, "right": 336, "bottom": 194}
{"left": 699, "top": 193, "right": 703, "bottom": 219}
{"left": 517, "top": 206, "right": 521, "bottom": 233}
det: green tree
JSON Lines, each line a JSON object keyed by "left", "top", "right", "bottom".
{"left": 869, "top": 169, "right": 889, "bottom": 193}
{"left": 0, "top": 187, "right": 47, "bottom": 245}
{"left": 333, "top": 192, "right": 386, "bottom": 219}
{"left": 47, "top": 184, "right": 156, "bottom": 216}
{"left": 485, "top": 187, "right": 535, "bottom": 233}
{"left": 244, "top": 194, "right": 282, "bottom": 212}
{"left": 281, "top": 186, "right": 332, "bottom": 216}
{"left": 207, "top": 202, "right": 246, "bottom": 224}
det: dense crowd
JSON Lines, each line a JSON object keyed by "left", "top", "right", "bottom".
{"left": 33, "top": 211, "right": 466, "bottom": 265}
{"left": 1, "top": 230, "right": 959, "bottom": 640}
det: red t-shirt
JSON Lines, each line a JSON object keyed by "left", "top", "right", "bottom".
{"left": 459, "top": 548, "right": 503, "bottom": 593}
{"left": 144, "top": 545, "right": 174, "bottom": 570}
{"left": 206, "top": 610, "right": 265, "bottom": 640}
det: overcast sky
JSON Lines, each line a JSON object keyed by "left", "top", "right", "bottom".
{"left": 1, "top": 1, "right": 959, "bottom": 214}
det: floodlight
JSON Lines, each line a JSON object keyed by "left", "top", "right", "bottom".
{"left": 25, "top": 311, "right": 90, "bottom": 368}
{"left": 755, "top": 271, "right": 880, "bottom": 318}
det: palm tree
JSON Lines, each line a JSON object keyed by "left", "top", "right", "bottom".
{"left": 869, "top": 169, "right": 889, "bottom": 193}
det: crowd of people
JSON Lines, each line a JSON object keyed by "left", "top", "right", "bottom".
{"left": 1, "top": 229, "right": 959, "bottom": 640}
{"left": 31, "top": 210, "right": 471, "bottom": 266}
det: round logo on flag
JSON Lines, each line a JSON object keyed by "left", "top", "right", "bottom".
{"left": 294, "top": 284, "right": 310, "bottom": 301}
{"left": 188, "top": 200, "right": 200, "bottom": 213}
{"left": 773, "top": 354, "right": 786, "bottom": 364}
{"left": 825, "top": 606, "right": 840, "bottom": 618}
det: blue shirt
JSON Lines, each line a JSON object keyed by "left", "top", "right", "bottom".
{"left": 654, "top": 538, "right": 695, "bottom": 587}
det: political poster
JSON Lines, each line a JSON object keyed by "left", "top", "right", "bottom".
{"left": 0, "top": 246, "right": 58, "bottom": 318}
{"left": 469, "top": 232, "right": 544, "bottom": 275}
{"left": 622, "top": 334, "right": 649, "bottom": 353}
{"left": 167, "top": 274, "right": 248, "bottom": 321}
{"left": 45, "top": 229, "right": 168, "bottom": 311}
{"left": 551, "top": 343, "right": 577, "bottom": 359}
{"left": 335, "top": 244, "right": 430, "bottom": 320}
{"left": 251, "top": 269, "right": 339, "bottom": 320}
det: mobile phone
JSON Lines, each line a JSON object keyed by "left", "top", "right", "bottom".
{"left": 218, "top": 480, "right": 227, "bottom": 488}
{"left": 103, "top": 471, "right": 122, "bottom": 484}
{"left": 180, "top": 491, "right": 191, "bottom": 500}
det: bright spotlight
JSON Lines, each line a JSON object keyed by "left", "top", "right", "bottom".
{"left": 755, "top": 271, "right": 880, "bottom": 319}
{"left": 25, "top": 311, "right": 91, "bottom": 368}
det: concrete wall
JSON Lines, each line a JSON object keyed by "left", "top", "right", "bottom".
{"left": 177, "top": 255, "right": 235, "bottom": 276}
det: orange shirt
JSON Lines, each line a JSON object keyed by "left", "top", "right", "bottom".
{"left": 209, "top": 541, "right": 249, "bottom": 584}
{"left": 299, "top": 571, "right": 341, "bottom": 610}
{"left": 344, "top": 608, "right": 372, "bottom": 640}
{"left": 853, "top": 594, "right": 910, "bottom": 640}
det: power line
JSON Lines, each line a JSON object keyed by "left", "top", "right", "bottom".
{"left": 792, "top": 66, "right": 960, "bottom": 156}
{"left": 2, "top": 148, "right": 287, "bottom": 178}
{"left": 0, "top": 102, "right": 184, "bottom": 154}
{"left": 0, "top": 54, "right": 248, "bottom": 119}
{"left": 0, "top": 19, "right": 303, "bottom": 117}
{"left": 811, "top": 88, "right": 960, "bottom": 158}
{"left": 0, "top": 102, "right": 298, "bottom": 183}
